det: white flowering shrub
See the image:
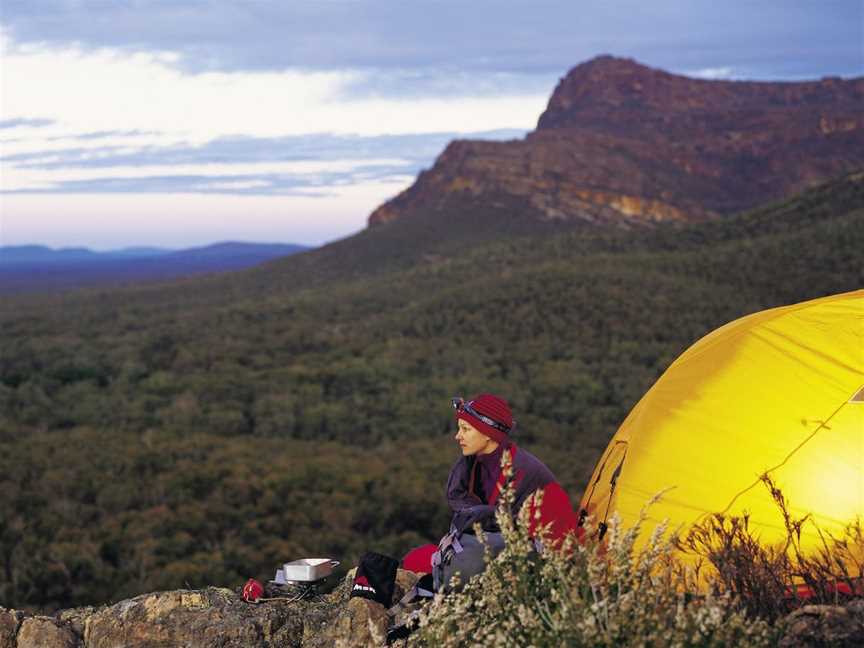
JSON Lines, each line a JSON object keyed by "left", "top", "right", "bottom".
{"left": 415, "top": 474, "right": 780, "bottom": 648}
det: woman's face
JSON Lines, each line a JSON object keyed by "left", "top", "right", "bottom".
{"left": 455, "top": 418, "right": 498, "bottom": 456}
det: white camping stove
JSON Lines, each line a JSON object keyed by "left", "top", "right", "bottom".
{"left": 267, "top": 558, "right": 340, "bottom": 601}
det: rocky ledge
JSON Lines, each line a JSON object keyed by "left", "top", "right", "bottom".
{"left": 2, "top": 579, "right": 862, "bottom": 647}
{"left": 0, "top": 570, "right": 419, "bottom": 648}
{"left": 780, "top": 600, "right": 864, "bottom": 648}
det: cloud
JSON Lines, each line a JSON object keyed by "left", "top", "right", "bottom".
{"left": 0, "top": 117, "right": 55, "bottom": 129}
{"left": 4, "top": 173, "right": 332, "bottom": 196}
{"left": 47, "top": 129, "right": 159, "bottom": 141}
{"left": 4, "top": 130, "right": 524, "bottom": 169}
{"left": 1, "top": 129, "right": 525, "bottom": 195}
{"left": 4, "top": 163, "right": 423, "bottom": 196}
{"left": 3, "top": 2, "right": 861, "bottom": 86}
{"left": 2, "top": 1, "right": 860, "bottom": 249}
{"left": 0, "top": 40, "right": 548, "bottom": 142}
{"left": 2, "top": 2, "right": 575, "bottom": 75}
{"left": 688, "top": 67, "right": 737, "bottom": 80}
{"left": 333, "top": 68, "right": 559, "bottom": 101}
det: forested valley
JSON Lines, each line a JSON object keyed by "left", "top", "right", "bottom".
{"left": 1, "top": 172, "right": 862, "bottom": 611}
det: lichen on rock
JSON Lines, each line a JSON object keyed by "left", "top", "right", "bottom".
{"left": 0, "top": 568, "right": 424, "bottom": 647}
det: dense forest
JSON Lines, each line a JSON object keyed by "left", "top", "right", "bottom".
{"left": 1, "top": 172, "right": 862, "bottom": 611}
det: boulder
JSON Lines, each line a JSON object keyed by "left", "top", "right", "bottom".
{"left": 56, "top": 607, "right": 96, "bottom": 642}
{"left": 328, "top": 568, "right": 421, "bottom": 647}
{"left": 16, "top": 617, "right": 79, "bottom": 648}
{"left": 0, "top": 609, "right": 24, "bottom": 648}
{"left": 82, "top": 587, "right": 318, "bottom": 648}
{"left": 780, "top": 600, "right": 864, "bottom": 648}
{"left": 334, "top": 597, "right": 389, "bottom": 648}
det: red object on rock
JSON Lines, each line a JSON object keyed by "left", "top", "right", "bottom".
{"left": 402, "top": 544, "right": 437, "bottom": 574}
{"left": 242, "top": 578, "right": 264, "bottom": 603}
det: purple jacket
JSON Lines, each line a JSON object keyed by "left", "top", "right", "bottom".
{"left": 445, "top": 444, "right": 555, "bottom": 534}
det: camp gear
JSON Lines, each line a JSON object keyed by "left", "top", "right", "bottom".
{"left": 387, "top": 574, "right": 434, "bottom": 620}
{"left": 432, "top": 527, "right": 506, "bottom": 592}
{"left": 386, "top": 621, "right": 415, "bottom": 644}
{"left": 276, "top": 558, "right": 340, "bottom": 583}
{"left": 389, "top": 573, "right": 434, "bottom": 614}
{"left": 242, "top": 578, "right": 264, "bottom": 603}
{"left": 243, "top": 577, "right": 316, "bottom": 604}
{"left": 453, "top": 394, "right": 515, "bottom": 445}
{"left": 579, "top": 290, "right": 864, "bottom": 574}
{"left": 402, "top": 543, "right": 437, "bottom": 574}
{"left": 350, "top": 551, "right": 399, "bottom": 606}
{"left": 242, "top": 557, "right": 340, "bottom": 605}
{"left": 386, "top": 574, "right": 435, "bottom": 644}
{"left": 262, "top": 579, "right": 320, "bottom": 602}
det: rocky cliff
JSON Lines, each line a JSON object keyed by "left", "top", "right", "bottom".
{"left": 369, "top": 56, "right": 864, "bottom": 228}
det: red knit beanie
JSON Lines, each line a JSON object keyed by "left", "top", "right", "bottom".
{"left": 455, "top": 393, "right": 514, "bottom": 446}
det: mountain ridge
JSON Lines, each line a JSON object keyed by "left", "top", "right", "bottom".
{"left": 0, "top": 242, "right": 308, "bottom": 264}
{"left": 0, "top": 241, "right": 311, "bottom": 294}
{"left": 369, "top": 56, "right": 864, "bottom": 229}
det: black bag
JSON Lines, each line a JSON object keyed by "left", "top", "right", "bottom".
{"left": 351, "top": 551, "right": 399, "bottom": 606}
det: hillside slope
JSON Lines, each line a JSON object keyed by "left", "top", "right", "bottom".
{"left": 0, "top": 174, "right": 862, "bottom": 611}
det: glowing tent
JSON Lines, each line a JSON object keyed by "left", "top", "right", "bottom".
{"left": 579, "top": 290, "right": 863, "bottom": 562}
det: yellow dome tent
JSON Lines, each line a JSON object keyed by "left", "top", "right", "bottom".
{"left": 579, "top": 289, "right": 863, "bottom": 565}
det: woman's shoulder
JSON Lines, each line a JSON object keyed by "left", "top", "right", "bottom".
{"left": 511, "top": 445, "right": 556, "bottom": 482}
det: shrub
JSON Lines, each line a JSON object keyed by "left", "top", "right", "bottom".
{"left": 681, "top": 474, "right": 864, "bottom": 621}
{"left": 416, "top": 466, "right": 780, "bottom": 647}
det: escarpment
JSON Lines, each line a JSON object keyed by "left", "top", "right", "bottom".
{"left": 369, "top": 56, "right": 864, "bottom": 228}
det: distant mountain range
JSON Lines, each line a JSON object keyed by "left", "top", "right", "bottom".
{"left": 0, "top": 241, "right": 310, "bottom": 293}
{"left": 370, "top": 56, "right": 864, "bottom": 228}
{"left": 0, "top": 245, "right": 172, "bottom": 264}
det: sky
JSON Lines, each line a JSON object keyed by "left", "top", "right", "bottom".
{"left": 1, "top": 1, "right": 862, "bottom": 250}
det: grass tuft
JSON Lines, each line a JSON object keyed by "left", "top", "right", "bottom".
{"left": 682, "top": 475, "right": 863, "bottom": 621}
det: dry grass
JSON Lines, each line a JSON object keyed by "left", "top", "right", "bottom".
{"left": 681, "top": 474, "right": 863, "bottom": 621}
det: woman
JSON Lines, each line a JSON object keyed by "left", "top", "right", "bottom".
{"left": 403, "top": 393, "right": 580, "bottom": 591}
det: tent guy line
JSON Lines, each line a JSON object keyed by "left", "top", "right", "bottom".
{"left": 714, "top": 395, "right": 850, "bottom": 518}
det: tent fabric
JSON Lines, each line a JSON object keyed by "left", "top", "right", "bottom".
{"left": 579, "top": 289, "right": 863, "bottom": 560}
